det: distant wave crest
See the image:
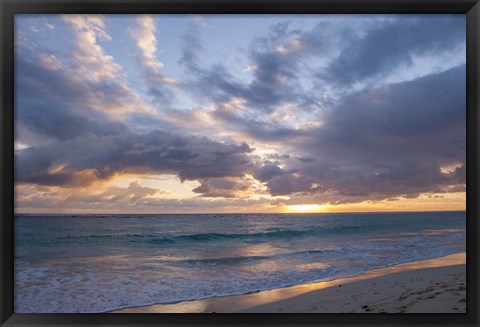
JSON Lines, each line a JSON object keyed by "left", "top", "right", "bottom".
{"left": 57, "top": 225, "right": 365, "bottom": 246}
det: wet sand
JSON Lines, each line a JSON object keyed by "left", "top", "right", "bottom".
{"left": 113, "top": 252, "right": 466, "bottom": 313}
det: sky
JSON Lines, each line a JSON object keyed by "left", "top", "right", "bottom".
{"left": 14, "top": 14, "right": 466, "bottom": 214}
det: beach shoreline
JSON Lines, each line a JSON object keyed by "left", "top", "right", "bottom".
{"left": 112, "top": 252, "right": 466, "bottom": 313}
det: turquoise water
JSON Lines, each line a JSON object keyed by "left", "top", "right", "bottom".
{"left": 14, "top": 211, "right": 466, "bottom": 312}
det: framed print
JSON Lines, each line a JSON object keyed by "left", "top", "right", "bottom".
{"left": 1, "top": 0, "right": 479, "bottom": 326}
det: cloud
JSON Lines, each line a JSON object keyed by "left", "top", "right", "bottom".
{"left": 264, "top": 172, "right": 317, "bottom": 196}
{"left": 15, "top": 181, "right": 166, "bottom": 212}
{"left": 320, "top": 15, "right": 465, "bottom": 87}
{"left": 173, "top": 20, "right": 351, "bottom": 142}
{"left": 15, "top": 182, "right": 281, "bottom": 213}
{"left": 211, "top": 102, "right": 304, "bottom": 142}
{"left": 259, "top": 65, "right": 466, "bottom": 202}
{"left": 253, "top": 163, "right": 284, "bottom": 182}
{"left": 65, "top": 181, "right": 165, "bottom": 203}
{"left": 57, "top": 15, "right": 163, "bottom": 122}
{"left": 130, "top": 15, "right": 164, "bottom": 71}
{"left": 15, "top": 130, "right": 255, "bottom": 188}
{"left": 14, "top": 32, "right": 165, "bottom": 145}
{"left": 15, "top": 53, "right": 132, "bottom": 143}
{"left": 193, "top": 15, "right": 207, "bottom": 28}
{"left": 37, "top": 53, "right": 62, "bottom": 70}
{"left": 311, "top": 65, "right": 466, "bottom": 161}
{"left": 61, "top": 15, "right": 121, "bottom": 82}
{"left": 172, "top": 23, "right": 323, "bottom": 143}
{"left": 180, "top": 16, "right": 465, "bottom": 138}
{"left": 192, "top": 177, "right": 252, "bottom": 198}
{"left": 183, "top": 23, "right": 305, "bottom": 112}
{"left": 155, "top": 61, "right": 466, "bottom": 205}
{"left": 130, "top": 15, "right": 178, "bottom": 104}
{"left": 178, "top": 26, "right": 203, "bottom": 73}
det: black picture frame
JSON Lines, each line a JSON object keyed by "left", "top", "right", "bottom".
{"left": 1, "top": 0, "right": 479, "bottom": 326}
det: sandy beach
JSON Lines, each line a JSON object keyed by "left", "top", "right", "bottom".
{"left": 113, "top": 252, "right": 466, "bottom": 313}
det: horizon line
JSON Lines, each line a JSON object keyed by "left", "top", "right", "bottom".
{"left": 14, "top": 209, "right": 467, "bottom": 216}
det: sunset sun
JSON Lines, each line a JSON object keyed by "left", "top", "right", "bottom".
{"left": 285, "top": 204, "right": 325, "bottom": 213}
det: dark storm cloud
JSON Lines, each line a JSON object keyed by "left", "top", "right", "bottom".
{"left": 15, "top": 130, "right": 255, "bottom": 187}
{"left": 321, "top": 15, "right": 465, "bottom": 86}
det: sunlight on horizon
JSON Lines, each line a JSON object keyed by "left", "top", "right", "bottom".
{"left": 284, "top": 204, "right": 326, "bottom": 213}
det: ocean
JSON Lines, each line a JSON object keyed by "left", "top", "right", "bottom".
{"left": 14, "top": 211, "right": 466, "bottom": 313}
